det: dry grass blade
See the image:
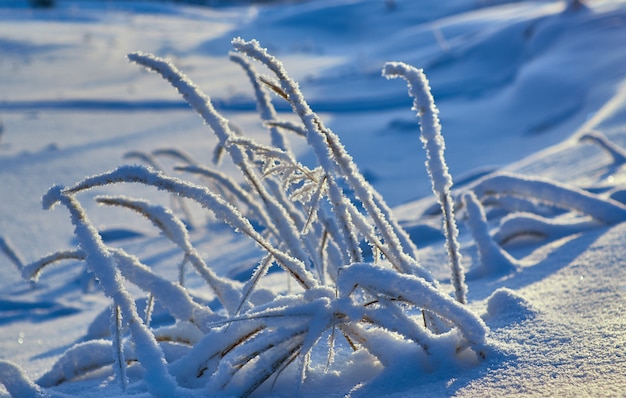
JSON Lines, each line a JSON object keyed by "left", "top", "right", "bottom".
{"left": 21, "top": 249, "right": 85, "bottom": 282}
{"left": 258, "top": 75, "right": 290, "bottom": 101}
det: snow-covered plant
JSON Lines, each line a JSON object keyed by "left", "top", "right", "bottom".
{"left": 459, "top": 168, "right": 626, "bottom": 277}
{"left": 383, "top": 62, "right": 467, "bottom": 304}
{"left": 579, "top": 130, "right": 626, "bottom": 165}
{"left": 470, "top": 171, "right": 626, "bottom": 225}
{"left": 0, "top": 38, "right": 489, "bottom": 397}
{"left": 462, "top": 191, "right": 519, "bottom": 278}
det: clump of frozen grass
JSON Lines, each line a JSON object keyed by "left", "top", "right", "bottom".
{"left": 459, "top": 168, "right": 626, "bottom": 277}
{"left": 0, "top": 38, "right": 489, "bottom": 397}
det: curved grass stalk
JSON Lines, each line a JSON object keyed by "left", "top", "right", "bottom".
{"left": 579, "top": 130, "right": 626, "bottom": 165}
{"left": 96, "top": 195, "right": 242, "bottom": 314}
{"left": 471, "top": 172, "right": 626, "bottom": 224}
{"left": 110, "top": 248, "right": 220, "bottom": 331}
{"left": 383, "top": 61, "right": 466, "bottom": 304}
{"left": 233, "top": 38, "right": 429, "bottom": 281}
{"left": 36, "top": 340, "right": 119, "bottom": 388}
{"left": 337, "top": 263, "right": 487, "bottom": 352}
{"left": 42, "top": 187, "right": 178, "bottom": 397}
{"left": 229, "top": 52, "right": 289, "bottom": 152}
{"left": 128, "top": 51, "right": 313, "bottom": 277}
{"left": 21, "top": 249, "right": 85, "bottom": 282}
{"left": 61, "top": 165, "right": 317, "bottom": 290}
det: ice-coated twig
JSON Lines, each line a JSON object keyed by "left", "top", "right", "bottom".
{"left": 264, "top": 120, "right": 307, "bottom": 138}
{"left": 234, "top": 253, "right": 274, "bottom": 316}
{"left": 383, "top": 61, "right": 466, "bottom": 304}
{"left": 144, "top": 293, "right": 155, "bottom": 328}
{"left": 463, "top": 192, "right": 519, "bottom": 278}
{"left": 579, "top": 131, "right": 626, "bottom": 165}
{"left": 471, "top": 172, "right": 626, "bottom": 224}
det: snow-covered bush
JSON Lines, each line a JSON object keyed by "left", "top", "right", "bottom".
{"left": 0, "top": 38, "right": 488, "bottom": 397}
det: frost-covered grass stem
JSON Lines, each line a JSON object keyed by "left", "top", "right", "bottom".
{"left": 383, "top": 62, "right": 466, "bottom": 304}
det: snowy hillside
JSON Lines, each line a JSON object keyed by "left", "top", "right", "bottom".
{"left": 1, "top": 0, "right": 626, "bottom": 396}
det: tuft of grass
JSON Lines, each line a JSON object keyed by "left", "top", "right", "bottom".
{"left": 1, "top": 38, "right": 489, "bottom": 397}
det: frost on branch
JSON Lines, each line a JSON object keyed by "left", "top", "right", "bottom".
{"left": 6, "top": 39, "right": 491, "bottom": 397}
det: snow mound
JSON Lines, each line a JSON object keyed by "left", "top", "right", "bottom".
{"left": 483, "top": 287, "right": 537, "bottom": 324}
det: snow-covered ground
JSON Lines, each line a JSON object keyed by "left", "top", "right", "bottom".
{"left": 1, "top": 0, "right": 626, "bottom": 396}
